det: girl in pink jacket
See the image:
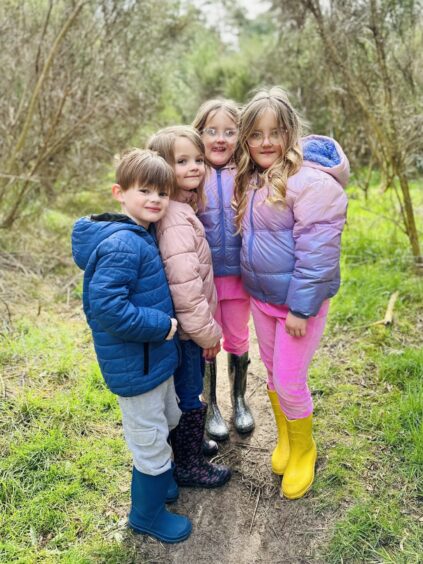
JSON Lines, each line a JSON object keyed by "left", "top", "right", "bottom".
{"left": 193, "top": 100, "right": 254, "bottom": 441}
{"left": 234, "top": 87, "right": 349, "bottom": 499}
{"left": 148, "top": 126, "right": 231, "bottom": 489}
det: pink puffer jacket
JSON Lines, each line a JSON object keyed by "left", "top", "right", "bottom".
{"left": 156, "top": 200, "right": 222, "bottom": 349}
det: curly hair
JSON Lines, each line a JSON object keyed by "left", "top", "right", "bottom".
{"left": 233, "top": 87, "right": 305, "bottom": 231}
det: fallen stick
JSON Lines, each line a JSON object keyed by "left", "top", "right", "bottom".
{"left": 232, "top": 442, "right": 268, "bottom": 451}
{"left": 249, "top": 489, "right": 261, "bottom": 533}
{"left": 0, "top": 374, "right": 5, "bottom": 398}
{"left": 383, "top": 291, "right": 399, "bottom": 325}
{"left": 356, "top": 291, "right": 400, "bottom": 328}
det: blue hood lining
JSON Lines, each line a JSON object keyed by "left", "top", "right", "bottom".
{"left": 303, "top": 138, "right": 341, "bottom": 168}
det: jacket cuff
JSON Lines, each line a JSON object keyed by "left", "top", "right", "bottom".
{"left": 289, "top": 309, "right": 310, "bottom": 320}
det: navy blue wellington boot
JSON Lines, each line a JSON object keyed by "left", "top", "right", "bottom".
{"left": 128, "top": 466, "right": 192, "bottom": 543}
{"left": 166, "top": 463, "right": 179, "bottom": 503}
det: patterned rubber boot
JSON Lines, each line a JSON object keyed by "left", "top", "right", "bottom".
{"left": 170, "top": 403, "right": 231, "bottom": 488}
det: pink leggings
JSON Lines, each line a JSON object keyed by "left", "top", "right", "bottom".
{"left": 215, "top": 298, "right": 250, "bottom": 355}
{"left": 251, "top": 298, "right": 329, "bottom": 420}
{"left": 214, "top": 276, "right": 250, "bottom": 356}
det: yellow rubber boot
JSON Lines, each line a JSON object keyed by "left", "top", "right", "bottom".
{"left": 267, "top": 389, "right": 290, "bottom": 475}
{"left": 282, "top": 414, "right": 317, "bottom": 499}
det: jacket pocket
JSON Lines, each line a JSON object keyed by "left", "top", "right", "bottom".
{"left": 143, "top": 343, "right": 150, "bottom": 375}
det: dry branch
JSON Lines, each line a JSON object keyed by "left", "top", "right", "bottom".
{"left": 5, "top": 1, "right": 87, "bottom": 176}
{"left": 249, "top": 489, "right": 261, "bottom": 533}
{"left": 364, "top": 291, "right": 400, "bottom": 328}
{"left": 383, "top": 291, "right": 399, "bottom": 326}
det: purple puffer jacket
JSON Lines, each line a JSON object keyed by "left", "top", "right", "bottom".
{"left": 197, "top": 166, "right": 241, "bottom": 277}
{"left": 241, "top": 135, "right": 349, "bottom": 317}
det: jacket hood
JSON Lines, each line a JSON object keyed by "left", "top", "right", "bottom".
{"left": 72, "top": 213, "right": 146, "bottom": 270}
{"left": 301, "top": 135, "right": 350, "bottom": 188}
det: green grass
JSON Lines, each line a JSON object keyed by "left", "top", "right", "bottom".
{"left": 326, "top": 495, "right": 422, "bottom": 563}
{"left": 0, "top": 316, "right": 131, "bottom": 563}
{"left": 310, "top": 182, "right": 423, "bottom": 561}
{"left": 1, "top": 179, "right": 422, "bottom": 562}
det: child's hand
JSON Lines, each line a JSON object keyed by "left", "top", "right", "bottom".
{"left": 203, "top": 341, "right": 221, "bottom": 360}
{"left": 165, "top": 318, "right": 178, "bottom": 340}
{"left": 285, "top": 312, "right": 308, "bottom": 337}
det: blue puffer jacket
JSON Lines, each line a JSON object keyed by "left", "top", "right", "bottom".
{"left": 197, "top": 166, "right": 241, "bottom": 277}
{"left": 72, "top": 213, "right": 179, "bottom": 397}
{"left": 241, "top": 136, "right": 349, "bottom": 317}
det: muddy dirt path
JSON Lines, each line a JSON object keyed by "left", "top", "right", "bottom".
{"left": 126, "top": 325, "right": 331, "bottom": 563}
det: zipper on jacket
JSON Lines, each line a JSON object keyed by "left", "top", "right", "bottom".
{"left": 143, "top": 343, "right": 150, "bottom": 375}
{"left": 216, "top": 169, "right": 226, "bottom": 261}
{"left": 248, "top": 190, "right": 256, "bottom": 269}
{"left": 248, "top": 190, "right": 262, "bottom": 293}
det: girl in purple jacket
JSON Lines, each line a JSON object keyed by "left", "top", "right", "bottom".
{"left": 234, "top": 87, "right": 349, "bottom": 499}
{"left": 193, "top": 100, "right": 254, "bottom": 440}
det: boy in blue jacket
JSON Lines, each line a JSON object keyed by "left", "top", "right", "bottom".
{"left": 72, "top": 149, "right": 191, "bottom": 543}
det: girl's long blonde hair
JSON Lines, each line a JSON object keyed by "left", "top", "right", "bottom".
{"left": 147, "top": 125, "right": 206, "bottom": 210}
{"left": 234, "top": 87, "right": 305, "bottom": 231}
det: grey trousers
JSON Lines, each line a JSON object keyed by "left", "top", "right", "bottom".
{"left": 118, "top": 376, "right": 181, "bottom": 476}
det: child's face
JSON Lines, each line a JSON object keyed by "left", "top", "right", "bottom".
{"left": 173, "top": 137, "right": 205, "bottom": 205}
{"left": 112, "top": 184, "right": 169, "bottom": 228}
{"left": 247, "top": 108, "right": 285, "bottom": 170}
{"left": 202, "top": 109, "right": 237, "bottom": 168}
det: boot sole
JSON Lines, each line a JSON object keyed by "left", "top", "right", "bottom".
{"left": 234, "top": 423, "right": 255, "bottom": 434}
{"left": 282, "top": 482, "right": 313, "bottom": 500}
{"left": 206, "top": 430, "right": 229, "bottom": 441}
{"left": 281, "top": 469, "right": 315, "bottom": 500}
{"left": 202, "top": 447, "right": 219, "bottom": 456}
{"left": 128, "top": 520, "right": 192, "bottom": 543}
{"left": 176, "top": 473, "right": 231, "bottom": 489}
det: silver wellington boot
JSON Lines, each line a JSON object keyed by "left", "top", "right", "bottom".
{"left": 228, "top": 352, "right": 255, "bottom": 434}
{"left": 203, "top": 359, "right": 229, "bottom": 441}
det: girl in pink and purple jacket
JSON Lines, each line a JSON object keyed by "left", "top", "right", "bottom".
{"left": 234, "top": 87, "right": 349, "bottom": 499}
{"left": 193, "top": 100, "right": 254, "bottom": 441}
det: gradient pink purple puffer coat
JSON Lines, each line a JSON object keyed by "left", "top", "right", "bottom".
{"left": 241, "top": 135, "right": 349, "bottom": 318}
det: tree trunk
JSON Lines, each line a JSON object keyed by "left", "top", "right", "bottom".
{"left": 397, "top": 172, "right": 422, "bottom": 266}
